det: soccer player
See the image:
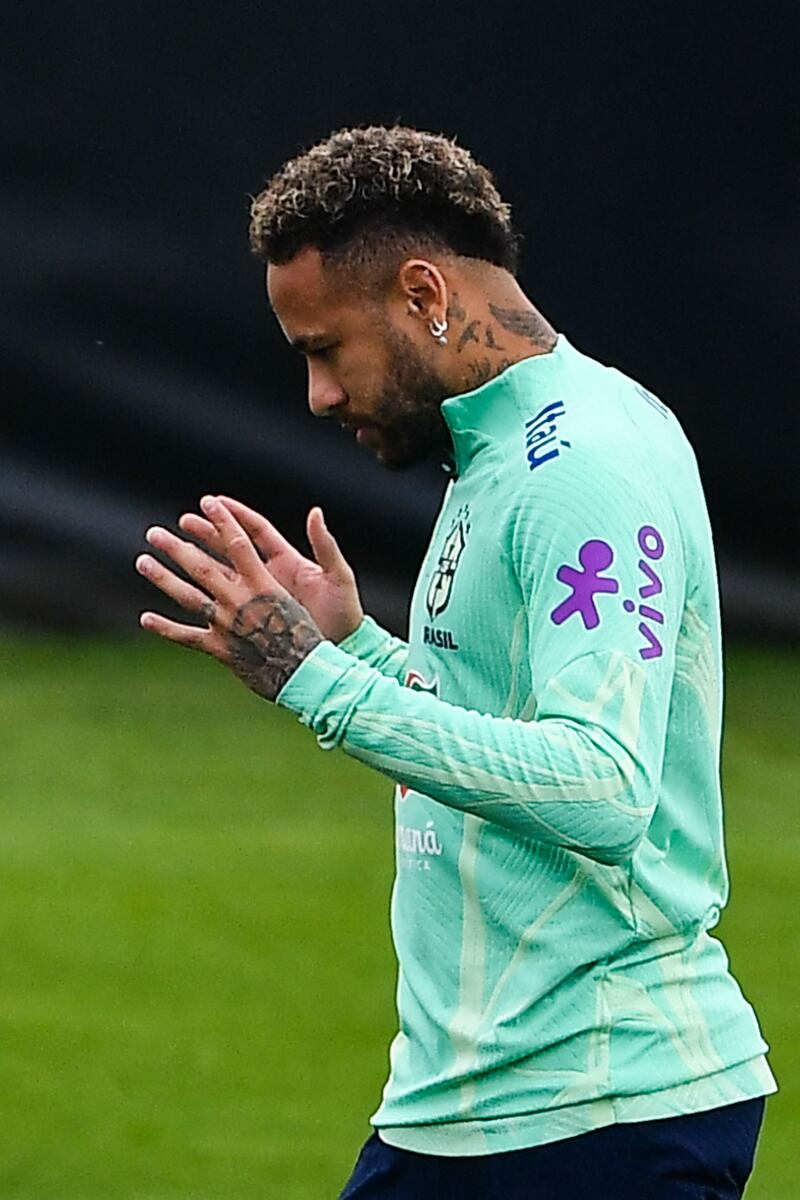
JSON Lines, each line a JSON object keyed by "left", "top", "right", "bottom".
{"left": 136, "top": 126, "right": 776, "bottom": 1198}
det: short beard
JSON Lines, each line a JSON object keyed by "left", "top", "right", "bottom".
{"left": 369, "top": 326, "right": 452, "bottom": 470}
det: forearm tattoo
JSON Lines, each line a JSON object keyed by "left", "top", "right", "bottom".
{"left": 227, "top": 593, "right": 322, "bottom": 701}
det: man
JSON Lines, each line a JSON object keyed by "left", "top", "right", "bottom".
{"left": 136, "top": 126, "right": 775, "bottom": 1198}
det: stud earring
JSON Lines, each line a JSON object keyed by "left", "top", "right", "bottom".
{"left": 429, "top": 316, "right": 449, "bottom": 346}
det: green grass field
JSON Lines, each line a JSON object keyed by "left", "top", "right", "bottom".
{"left": 0, "top": 637, "right": 797, "bottom": 1198}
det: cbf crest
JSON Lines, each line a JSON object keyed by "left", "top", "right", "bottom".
{"left": 426, "top": 505, "right": 471, "bottom": 619}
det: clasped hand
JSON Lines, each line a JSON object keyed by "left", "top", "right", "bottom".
{"left": 135, "top": 496, "right": 364, "bottom": 701}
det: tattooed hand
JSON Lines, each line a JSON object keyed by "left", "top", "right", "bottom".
{"left": 176, "top": 496, "right": 364, "bottom": 645}
{"left": 136, "top": 495, "right": 323, "bottom": 701}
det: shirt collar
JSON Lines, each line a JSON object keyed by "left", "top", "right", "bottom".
{"left": 441, "top": 334, "right": 569, "bottom": 477}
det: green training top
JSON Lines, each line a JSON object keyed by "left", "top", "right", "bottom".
{"left": 277, "top": 334, "right": 775, "bottom": 1155}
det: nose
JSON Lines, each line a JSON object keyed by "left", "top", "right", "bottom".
{"left": 307, "top": 364, "right": 347, "bottom": 418}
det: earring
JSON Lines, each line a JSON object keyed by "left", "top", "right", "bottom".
{"left": 429, "top": 316, "right": 449, "bottom": 346}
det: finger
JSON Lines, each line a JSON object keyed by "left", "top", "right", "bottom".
{"left": 306, "top": 506, "right": 347, "bottom": 575}
{"left": 217, "top": 496, "right": 303, "bottom": 565}
{"left": 178, "top": 512, "right": 224, "bottom": 552}
{"left": 136, "top": 552, "right": 217, "bottom": 623}
{"left": 145, "top": 525, "right": 230, "bottom": 597}
{"left": 200, "top": 496, "right": 273, "bottom": 581}
{"left": 177, "top": 513, "right": 236, "bottom": 576}
{"left": 139, "top": 610, "right": 213, "bottom": 650}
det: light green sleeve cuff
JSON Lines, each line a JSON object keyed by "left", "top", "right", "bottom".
{"left": 276, "top": 640, "right": 376, "bottom": 746}
{"left": 337, "top": 615, "right": 408, "bottom": 680}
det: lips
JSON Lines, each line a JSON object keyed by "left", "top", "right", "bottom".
{"left": 341, "top": 418, "right": 379, "bottom": 440}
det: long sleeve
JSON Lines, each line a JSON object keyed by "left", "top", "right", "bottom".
{"left": 337, "top": 614, "right": 409, "bottom": 681}
{"left": 277, "top": 454, "right": 684, "bottom": 866}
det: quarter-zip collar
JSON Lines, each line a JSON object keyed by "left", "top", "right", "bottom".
{"left": 441, "top": 335, "right": 569, "bottom": 477}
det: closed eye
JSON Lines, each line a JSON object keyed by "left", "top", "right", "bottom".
{"left": 294, "top": 339, "right": 340, "bottom": 362}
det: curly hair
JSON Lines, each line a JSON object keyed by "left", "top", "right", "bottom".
{"left": 249, "top": 126, "right": 520, "bottom": 277}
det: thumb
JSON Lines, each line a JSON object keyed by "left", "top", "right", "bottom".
{"left": 307, "top": 506, "right": 347, "bottom": 575}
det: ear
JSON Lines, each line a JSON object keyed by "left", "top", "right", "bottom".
{"left": 397, "top": 259, "right": 449, "bottom": 328}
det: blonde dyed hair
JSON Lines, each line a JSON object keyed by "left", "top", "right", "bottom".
{"left": 249, "top": 125, "right": 519, "bottom": 275}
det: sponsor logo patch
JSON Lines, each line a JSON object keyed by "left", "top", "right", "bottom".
{"left": 525, "top": 399, "right": 571, "bottom": 471}
{"left": 549, "top": 525, "right": 666, "bottom": 660}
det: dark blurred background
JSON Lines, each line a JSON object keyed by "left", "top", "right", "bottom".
{"left": 2, "top": 2, "right": 797, "bottom": 637}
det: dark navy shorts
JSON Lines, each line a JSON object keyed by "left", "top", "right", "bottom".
{"left": 339, "top": 1098, "right": 765, "bottom": 1199}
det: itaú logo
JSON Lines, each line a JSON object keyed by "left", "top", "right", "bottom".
{"left": 524, "top": 398, "right": 571, "bottom": 471}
